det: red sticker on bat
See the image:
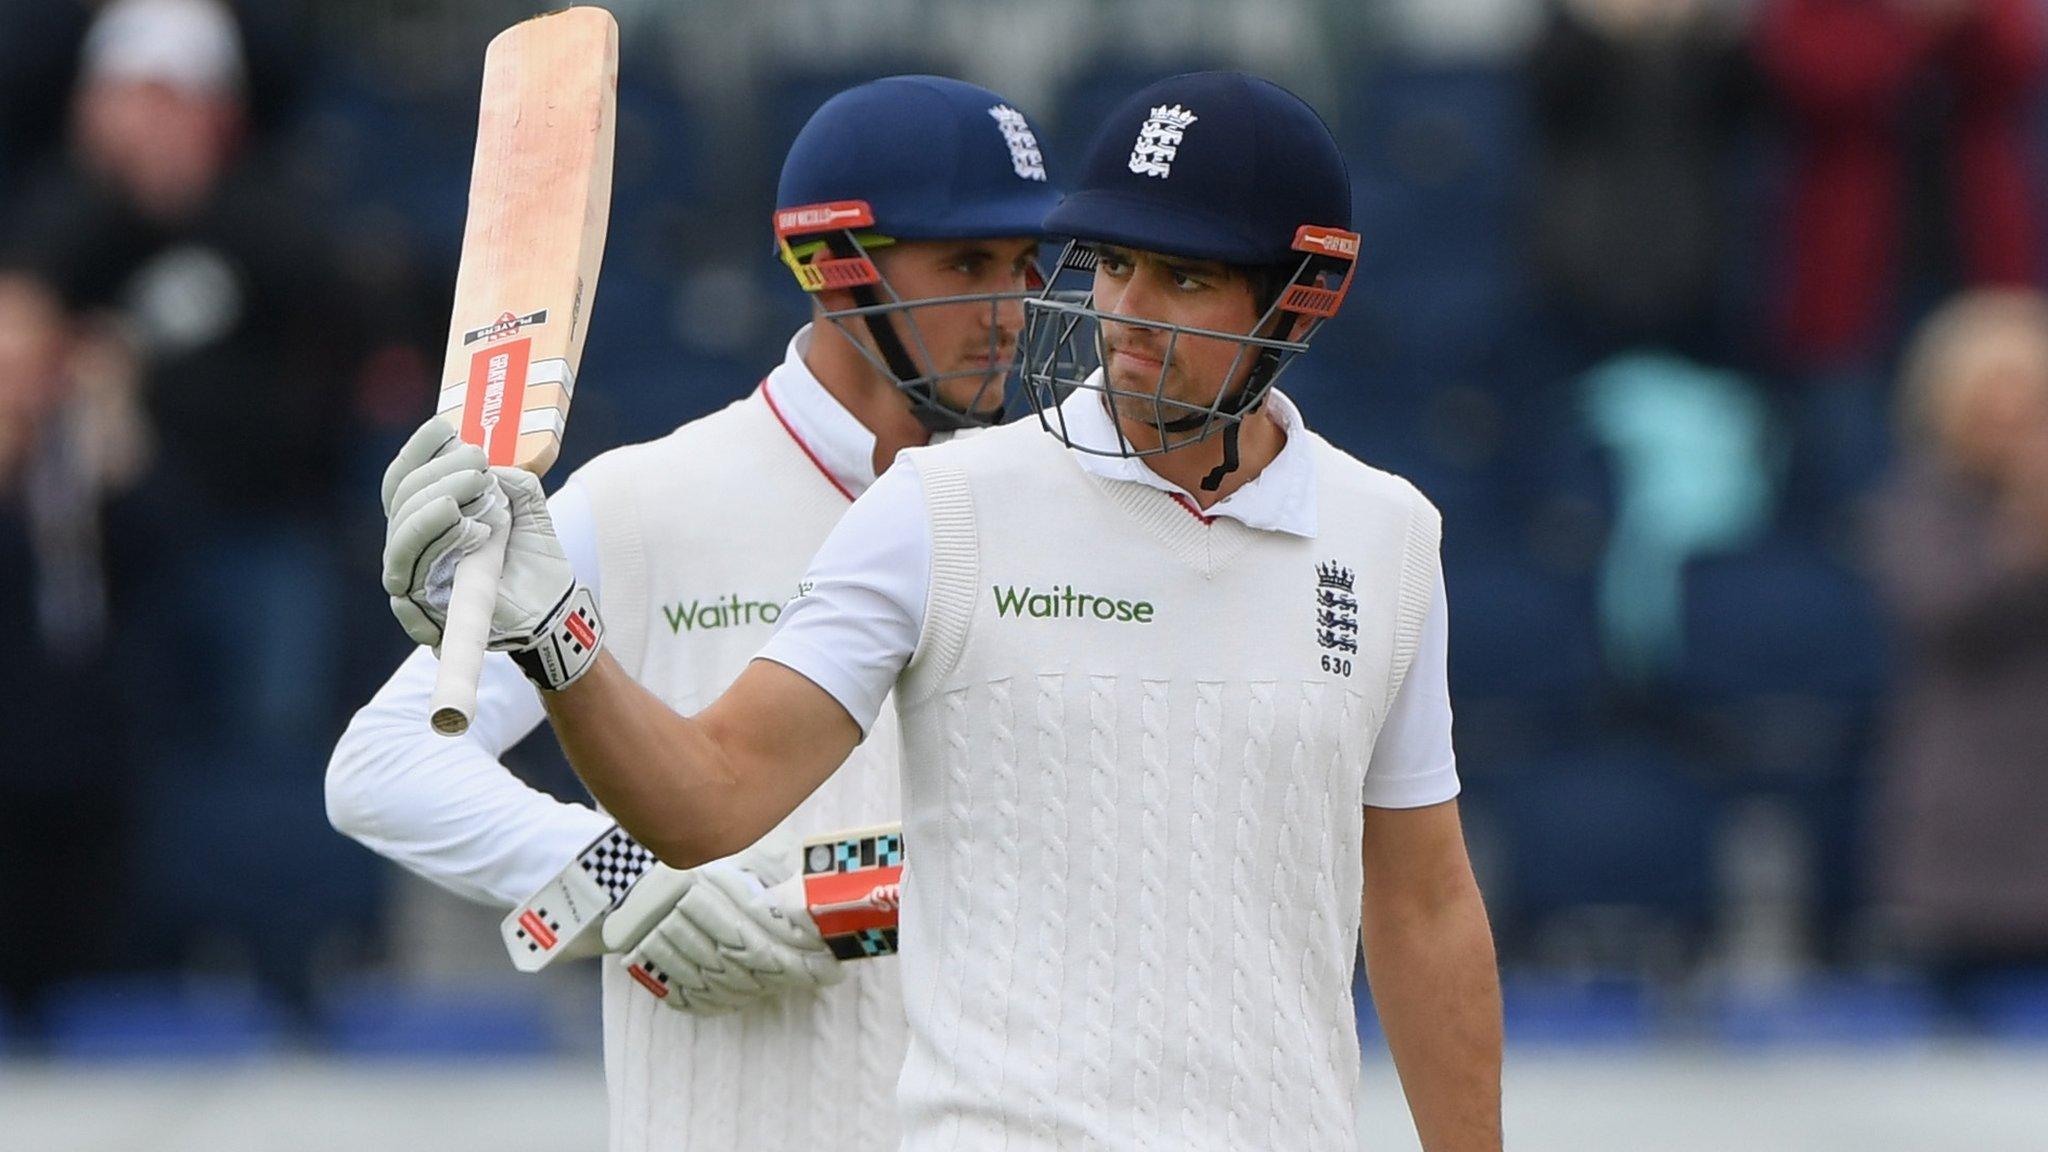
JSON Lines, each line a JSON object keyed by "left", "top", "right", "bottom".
{"left": 462, "top": 336, "right": 532, "bottom": 466}
{"left": 804, "top": 864, "right": 904, "bottom": 937}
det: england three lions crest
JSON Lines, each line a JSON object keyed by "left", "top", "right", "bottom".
{"left": 987, "top": 104, "right": 1048, "bottom": 182}
{"left": 1128, "top": 104, "right": 1198, "bottom": 178}
{"left": 1316, "top": 561, "right": 1358, "bottom": 660}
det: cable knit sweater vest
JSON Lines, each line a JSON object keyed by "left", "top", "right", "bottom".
{"left": 891, "top": 420, "right": 1439, "bottom": 1151}
{"left": 574, "top": 389, "right": 907, "bottom": 1152}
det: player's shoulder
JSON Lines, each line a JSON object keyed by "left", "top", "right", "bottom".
{"left": 1304, "top": 429, "right": 1441, "bottom": 523}
{"left": 564, "top": 391, "right": 771, "bottom": 492}
{"left": 898, "top": 416, "right": 1055, "bottom": 477}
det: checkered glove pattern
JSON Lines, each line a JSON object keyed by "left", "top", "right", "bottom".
{"left": 601, "top": 839, "right": 844, "bottom": 1014}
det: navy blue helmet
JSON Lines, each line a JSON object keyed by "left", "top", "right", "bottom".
{"left": 1022, "top": 72, "right": 1359, "bottom": 485}
{"left": 773, "top": 76, "right": 1062, "bottom": 430}
{"left": 1043, "top": 71, "right": 1351, "bottom": 265}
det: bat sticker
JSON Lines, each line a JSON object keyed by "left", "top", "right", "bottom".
{"left": 462, "top": 337, "right": 532, "bottom": 466}
{"left": 462, "top": 308, "right": 550, "bottom": 345}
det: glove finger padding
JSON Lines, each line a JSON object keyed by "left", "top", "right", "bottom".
{"left": 637, "top": 902, "right": 772, "bottom": 1012}
{"left": 694, "top": 864, "right": 845, "bottom": 994}
{"left": 383, "top": 466, "right": 505, "bottom": 629}
{"left": 381, "top": 417, "right": 465, "bottom": 515}
{"left": 482, "top": 467, "right": 573, "bottom": 632}
{"left": 389, "top": 594, "right": 443, "bottom": 649}
{"left": 385, "top": 436, "right": 488, "bottom": 523}
{"left": 382, "top": 494, "right": 480, "bottom": 605}
{"left": 696, "top": 861, "right": 837, "bottom": 962}
{"left": 388, "top": 466, "right": 495, "bottom": 553}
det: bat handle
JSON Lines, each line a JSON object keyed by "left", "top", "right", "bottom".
{"left": 428, "top": 520, "right": 511, "bottom": 736}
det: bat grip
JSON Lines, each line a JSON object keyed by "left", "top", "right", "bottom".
{"left": 428, "top": 520, "right": 511, "bottom": 736}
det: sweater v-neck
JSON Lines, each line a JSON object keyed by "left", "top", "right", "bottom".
{"left": 1087, "top": 469, "right": 1261, "bottom": 579}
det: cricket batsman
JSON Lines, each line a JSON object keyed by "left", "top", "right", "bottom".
{"left": 377, "top": 72, "right": 1503, "bottom": 1149}
{"left": 328, "top": 75, "right": 1059, "bottom": 1151}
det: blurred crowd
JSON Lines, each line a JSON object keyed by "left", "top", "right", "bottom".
{"left": 2, "top": 0, "right": 2046, "bottom": 1043}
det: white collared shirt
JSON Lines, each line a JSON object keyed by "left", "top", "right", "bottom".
{"left": 757, "top": 324, "right": 884, "bottom": 500}
{"left": 760, "top": 387, "right": 1459, "bottom": 809}
{"left": 1052, "top": 378, "right": 1320, "bottom": 536}
{"left": 559, "top": 324, "right": 877, "bottom": 591}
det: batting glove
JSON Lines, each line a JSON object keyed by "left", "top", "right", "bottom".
{"left": 379, "top": 417, "right": 602, "bottom": 691}
{"left": 601, "top": 839, "right": 844, "bottom": 1014}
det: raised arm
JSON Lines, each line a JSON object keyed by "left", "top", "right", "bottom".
{"left": 375, "top": 416, "right": 926, "bottom": 874}
{"left": 327, "top": 645, "right": 608, "bottom": 905}
{"left": 327, "top": 479, "right": 609, "bottom": 906}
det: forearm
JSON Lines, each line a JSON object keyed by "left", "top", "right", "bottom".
{"left": 326, "top": 649, "right": 608, "bottom": 906}
{"left": 1362, "top": 874, "right": 1503, "bottom": 1152}
{"left": 540, "top": 652, "right": 762, "bottom": 868}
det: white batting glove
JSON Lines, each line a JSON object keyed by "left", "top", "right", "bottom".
{"left": 379, "top": 417, "right": 601, "bottom": 690}
{"left": 601, "top": 839, "right": 844, "bottom": 1014}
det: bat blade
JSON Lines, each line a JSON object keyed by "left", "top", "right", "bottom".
{"left": 771, "top": 823, "right": 905, "bottom": 961}
{"left": 435, "top": 4, "right": 616, "bottom": 474}
{"left": 429, "top": 5, "right": 617, "bottom": 736}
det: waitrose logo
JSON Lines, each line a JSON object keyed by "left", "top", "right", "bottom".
{"left": 663, "top": 593, "right": 786, "bottom": 634}
{"left": 992, "top": 584, "right": 1155, "bottom": 623}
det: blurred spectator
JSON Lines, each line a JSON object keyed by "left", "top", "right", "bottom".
{"left": 1756, "top": 0, "right": 2047, "bottom": 368}
{"left": 0, "top": 275, "right": 148, "bottom": 1015}
{"left": 0, "top": 0, "right": 363, "bottom": 522}
{"left": 1531, "top": 0, "right": 1757, "bottom": 358}
{"left": 1868, "top": 289, "right": 2048, "bottom": 986}
{"left": 1579, "top": 351, "right": 1780, "bottom": 682}
{"left": 0, "top": 0, "right": 408, "bottom": 995}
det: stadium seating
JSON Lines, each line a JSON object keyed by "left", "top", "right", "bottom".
{"left": 42, "top": 978, "right": 288, "bottom": 1060}
{"left": 1460, "top": 745, "right": 1718, "bottom": 955}
{"left": 1680, "top": 537, "right": 1888, "bottom": 704}
{"left": 1710, "top": 976, "right": 1939, "bottom": 1046}
{"left": 1501, "top": 973, "right": 1660, "bottom": 1047}
{"left": 317, "top": 978, "right": 563, "bottom": 1058}
{"left": 1342, "top": 60, "right": 1528, "bottom": 277}
{"left": 1960, "top": 972, "right": 2048, "bottom": 1042}
{"left": 1442, "top": 553, "right": 1603, "bottom": 709}
{"left": 131, "top": 771, "right": 382, "bottom": 999}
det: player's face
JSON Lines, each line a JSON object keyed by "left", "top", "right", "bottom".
{"left": 873, "top": 237, "right": 1040, "bottom": 413}
{"left": 1090, "top": 245, "right": 1265, "bottom": 428}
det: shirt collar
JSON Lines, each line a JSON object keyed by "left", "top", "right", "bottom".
{"left": 1055, "top": 379, "right": 1319, "bottom": 537}
{"left": 759, "top": 324, "right": 880, "bottom": 499}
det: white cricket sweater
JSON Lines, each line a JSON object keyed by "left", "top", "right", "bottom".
{"left": 573, "top": 385, "right": 908, "bottom": 1152}
{"left": 887, "top": 418, "right": 1440, "bottom": 1151}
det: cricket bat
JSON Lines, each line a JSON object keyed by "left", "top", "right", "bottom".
{"left": 428, "top": 6, "right": 617, "bottom": 736}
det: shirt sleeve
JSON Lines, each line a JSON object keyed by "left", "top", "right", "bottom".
{"left": 1361, "top": 569, "right": 1461, "bottom": 810}
{"left": 754, "top": 459, "right": 931, "bottom": 735}
{"left": 322, "top": 481, "right": 611, "bottom": 907}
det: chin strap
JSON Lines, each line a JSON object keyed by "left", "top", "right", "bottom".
{"left": 1184, "top": 308, "right": 1300, "bottom": 491}
{"left": 1198, "top": 421, "right": 1242, "bottom": 492}
{"left": 827, "top": 233, "right": 986, "bottom": 432}
{"left": 1164, "top": 342, "right": 1281, "bottom": 492}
